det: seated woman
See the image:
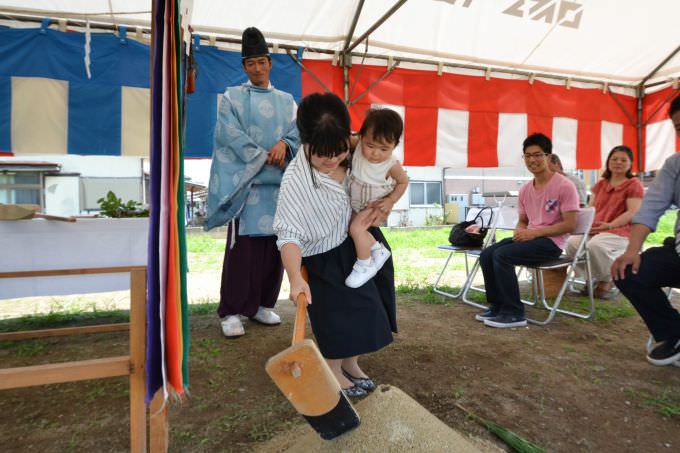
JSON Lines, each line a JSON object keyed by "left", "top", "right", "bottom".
{"left": 273, "top": 92, "right": 397, "bottom": 398}
{"left": 566, "top": 145, "right": 643, "bottom": 299}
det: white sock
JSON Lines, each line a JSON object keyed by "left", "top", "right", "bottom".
{"left": 370, "top": 242, "right": 382, "bottom": 251}
{"left": 357, "top": 257, "right": 371, "bottom": 267}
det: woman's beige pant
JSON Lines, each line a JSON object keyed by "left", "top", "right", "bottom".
{"left": 565, "top": 233, "right": 629, "bottom": 283}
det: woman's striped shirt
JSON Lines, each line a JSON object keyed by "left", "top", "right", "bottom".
{"left": 273, "top": 150, "right": 352, "bottom": 257}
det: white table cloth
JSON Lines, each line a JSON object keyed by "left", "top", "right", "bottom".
{"left": 0, "top": 218, "right": 148, "bottom": 299}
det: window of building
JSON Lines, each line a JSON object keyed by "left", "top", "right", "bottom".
{"left": 409, "top": 181, "right": 442, "bottom": 206}
{"left": 0, "top": 173, "right": 42, "bottom": 206}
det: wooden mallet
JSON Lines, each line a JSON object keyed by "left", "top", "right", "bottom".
{"left": 0, "top": 204, "right": 76, "bottom": 222}
{"left": 265, "top": 269, "right": 360, "bottom": 440}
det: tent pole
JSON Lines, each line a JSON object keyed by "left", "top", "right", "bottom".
{"left": 642, "top": 87, "right": 680, "bottom": 127}
{"left": 344, "top": 65, "right": 350, "bottom": 103}
{"left": 345, "top": 0, "right": 408, "bottom": 53}
{"left": 641, "top": 44, "right": 680, "bottom": 87}
{"left": 607, "top": 88, "right": 636, "bottom": 127}
{"left": 342, "top": 0, "right": 365, "bottom": 103}
{"left": 285, "top": 50, "right": 333, "bottom": 94}
{"left": 343, "top": 0, "right": 365, "bottom": 52}
{"left": 348, "top": 62, "right": 399, "bottom": 106}
{"left": 636, "top": 84, "right": 644, "bottom": 174}
{"left": 645, "top": 79, "right": 676, "bottom": 90}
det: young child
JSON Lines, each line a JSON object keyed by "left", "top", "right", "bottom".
{"left": 345, "top": 108, "right": 408, "bottom": 288}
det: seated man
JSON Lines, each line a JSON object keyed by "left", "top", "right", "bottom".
{"left": 548, "top": 153, "right": 587, "bottom": 207}
{"left": 612, "top": 95, "right": 680, "bottom": 366}
{"left": 477, "top": 133, "right": 579, "bottom": 328}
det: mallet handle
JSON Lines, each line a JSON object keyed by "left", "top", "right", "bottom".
{"left": 292, "top": 267, "right": 309, "bottom": 345}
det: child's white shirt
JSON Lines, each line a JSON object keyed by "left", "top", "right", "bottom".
{"left": 349, "top": 142, "right": 398, "bottom": 212}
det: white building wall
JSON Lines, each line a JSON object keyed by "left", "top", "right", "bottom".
{"left": 14, "top": 155, "right": 143, "bottom": 177}
{"left": 3, "top": 155, "right": 145, "bottom": 215}
{"left": 44, "top": 175, "right": 80, "bottom": 216}
{"left": 387, "top": 166, "right": 444, "bottom": 227}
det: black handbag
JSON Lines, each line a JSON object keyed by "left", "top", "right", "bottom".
{"left": 448, "top": 207, "right": 493, "bottom": 247}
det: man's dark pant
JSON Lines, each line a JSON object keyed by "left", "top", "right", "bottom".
{"left": 217, "top": 221, "right": 284, "bottom": 319}
{"left": 614, "top": 243, "right": 680, "bottom": 342}
{"left": 479, "top": 237, "right": 562, "bottom": 316}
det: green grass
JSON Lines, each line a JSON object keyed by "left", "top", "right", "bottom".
{"left": 184, "top": 210, "right": 677, "bottom": 283}
{"left": 0, "top": 310, "right": 129, "bottom": 333}
{"left": 456, "top": 403, "right": 548, "bottom": 453}
{"left": 424, "top": 282, "right": 635, "bottom": 322}
{"left": 0, "top": 301, "right": 220, "bottom": 334}
{"left": 383, "top": 227, "right": 450, "bottom": 253}
{"left": 0, "top": 339, "right": 48, "bottom": 357}
{"left": 384, "top": 227, "right": 469, "bottom": 291}
{"left": 185, "top": 234, "right": 225, "bottom": 272}
{"left": 6, "top": 214, "right": 673, "bottom": 331}
{"left": 549, "top": 296, "right": 635, "bottom": 321}
{"left": 383, "top": 210, "right": 676, "bottom": 294}
{"left": 186, "top": 235, "right": 226, "bottom": 272}
{"left": 646, "top": 210, "right": 678, "bottom": 246}
{"left": 624, "top": 387, "right": 680, "bottom": 418}
{"left": 186, "top": 234, "right": 226, "bottom": 253}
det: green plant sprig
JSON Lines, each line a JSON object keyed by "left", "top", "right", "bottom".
{"left": 97, "top": 191, "right": 149, "bottom": 218}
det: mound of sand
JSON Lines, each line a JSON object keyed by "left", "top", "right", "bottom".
{"left": 257, "top": 385, "right": 497, "bottom": 453}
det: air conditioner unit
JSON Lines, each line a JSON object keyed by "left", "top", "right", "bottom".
{"left": 446, "top": 193, "right": 468, "bottom": 206}
{"left": 470, "top": 193, "right": 485, "bottom": 206}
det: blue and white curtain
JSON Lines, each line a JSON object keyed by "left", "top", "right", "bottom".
{"left": 0, "top": 24, "right": 302, "bottom": 157}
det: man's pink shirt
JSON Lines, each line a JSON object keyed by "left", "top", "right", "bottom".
{"left": 518, "top": 172, "right": 580, "bottom": 249}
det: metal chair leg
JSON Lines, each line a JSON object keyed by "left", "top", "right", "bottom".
{"left": 432, "top": 249, "right": 490, "bottom": 309}
{"left": 527, "top": 260, "right": 595, "bottom": 325}
{"left": 527, "top": 268, "right": 572, "bottom": 325}
{"left": 460, "top": 258, "right": 488, "bottom": 309}
{"left": 432, "top": 252, "right": 464, "bottom": 299}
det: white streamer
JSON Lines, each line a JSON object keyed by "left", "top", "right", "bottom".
{"left": 84, "top": 19, "right": 92, "bottom": 79}
{"left": 180, "top": 0, "right": 195, "bottom": 56}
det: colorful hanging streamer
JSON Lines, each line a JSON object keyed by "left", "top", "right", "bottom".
{"left": 147, "top": 0, "right": 190, "bottom": 403}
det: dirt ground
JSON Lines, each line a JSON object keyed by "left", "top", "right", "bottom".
{"left": 2, "top": 289, "right": 680, "bottom": 453}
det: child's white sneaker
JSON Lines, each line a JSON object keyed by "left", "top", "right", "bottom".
{"left": 371, "top": 243, "right": 391, "bottom": 271}
{"left": 345, "top": 260, "right": 379, "bottom": 288}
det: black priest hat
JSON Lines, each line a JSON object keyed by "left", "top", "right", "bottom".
{"left": 241, "top": 27, "right": 269, "bottom": 60}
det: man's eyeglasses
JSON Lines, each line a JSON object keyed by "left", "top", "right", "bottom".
{"left": 523, "top": 152, "right": 547, "bottom": 160}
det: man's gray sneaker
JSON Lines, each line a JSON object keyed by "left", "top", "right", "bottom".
{"left": 475, "top": 308, "right": 499, "bottom": 322}
{"left": 483, "top": 314, "right": 527, "bottom": 328}
{"left": 647, "top": 338, "right": 680, "bottom": 366}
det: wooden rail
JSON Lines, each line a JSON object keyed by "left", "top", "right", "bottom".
{"left": 0, "top": 323, "right": 130, "bottom": 341}
{"left": 0, "top": 356, "right": 131, "bottom": 389}
{"left": 0, "top": 266, "right": 168, "bottom": 453}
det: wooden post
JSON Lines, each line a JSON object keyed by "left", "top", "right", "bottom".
{"left": 0, "top": 265, "right": 163, "bottom": 452}
{"left": 150, "top": 389, "right": 169, "bottom": 453}
{"left": 129, "top": 268, "right": 147, "bottom": 453}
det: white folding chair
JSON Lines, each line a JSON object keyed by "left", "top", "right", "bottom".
{"left": 433, "top": 205, "right": 521, "bottom": 309}
{"left": 459, "top": 206, "right": 524, "bottom": 308}
{"left": 433, "top": 205, "right": 500, "bottom": 307}
{"left": 524, "top": 207, "right": 596, "bottom": 326}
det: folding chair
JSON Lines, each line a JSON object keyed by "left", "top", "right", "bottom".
{"left": 433, "top": 204, "right": 517, "bottom": 309}
{"left": 523, "top": 207, "right": 596, "bottom": 326}
{"left": 460, "top": 206, "right": 523, "bottom": 308}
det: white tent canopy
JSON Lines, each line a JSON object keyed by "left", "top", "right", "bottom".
{"left": 1, "top": 0, "right": 679, "bottom": 87}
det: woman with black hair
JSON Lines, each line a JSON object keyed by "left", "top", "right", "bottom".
{"left": 273, "top": 92, "right": 397, "bottom": 398}
{"left": 565, "top": 145, "right": 643, "bottom": 299}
